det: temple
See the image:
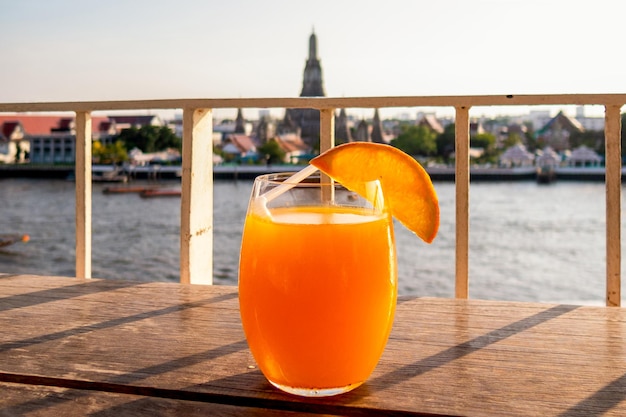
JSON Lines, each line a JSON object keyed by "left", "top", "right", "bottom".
{"left": 283, "top": 30, "right": 326, "bottom": 146}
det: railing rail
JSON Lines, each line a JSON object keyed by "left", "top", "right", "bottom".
{"left": 1, "top": 94, "right": 624, "bottom": 305}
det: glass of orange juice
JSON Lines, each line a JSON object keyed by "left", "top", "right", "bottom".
{"left": 239, "top": 171, "right": 397, "bottom": 397}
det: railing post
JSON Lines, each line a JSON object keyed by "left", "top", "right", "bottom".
{"left": 319, "top": 108, "right": 335, "bottom": 152}
{"left": 180, "top": 108, "right": 213, "bottom": 285}
{"left": 605, "top": 104, "right": 622, "bottom": 306}
{"left": 319, "top": 108, "right": 335, "bottom": 192}
{"left": 75, "top": 111, "right": 92, "bottom": 279}
{"left": 455, "top": 106, "right": 470, "bottom": 298}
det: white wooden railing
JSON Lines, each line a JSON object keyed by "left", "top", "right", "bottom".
{"left": 1, "top": 94, "right": 624, "bottom": 306}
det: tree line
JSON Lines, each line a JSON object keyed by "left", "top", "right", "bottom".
{"left": 389, "top": 114, "right": 626, "bottom": 165}
{"left": 92, "top": 125, "right": 181, "bottom": 164}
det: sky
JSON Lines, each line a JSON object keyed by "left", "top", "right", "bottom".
{"left": 1, "top": 0, "right": 624, "bottom": 120}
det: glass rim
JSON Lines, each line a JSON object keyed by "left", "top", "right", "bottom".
{"left": 252, "top": 171, "right": 386, "bottom": 213}
{"left": 255, "top": 172, "right": 382, "bottom": 187}
{"left": 254, "top": 172, "right": 344, "bottom": 187}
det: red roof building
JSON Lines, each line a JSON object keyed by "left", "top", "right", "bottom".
{"left": 0, "top": 114, "right": 160, "bottom": 163}
{"left": 273, "top": 133, "right": 311, "bottom": 163}
{"left": 222, "top": 134, "right": 257, "bottom": 157}
{"left": 0, "top": 115, "right": 70, "bottom": 135}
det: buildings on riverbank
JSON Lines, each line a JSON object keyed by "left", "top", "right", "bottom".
{"left": 0, "top": 114, "right": 165, "bottom": 164}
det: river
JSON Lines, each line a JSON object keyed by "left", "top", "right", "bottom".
{"left": 0, "top": 177, "right": 617, "bottom": 305}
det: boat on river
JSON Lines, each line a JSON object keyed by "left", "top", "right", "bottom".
{"left": 103, "top": 185, "right": 158, "bottom": 194}
{"left": 92, "top": 168, "right": 128, "bottom": 183}
{"left": 536, "top": 166, "right": 556, "bottom": 184}
{"left": 0, "top": 234, "right": 30, "bottom": 248}
{"left": 139, "top": 189, "right": 182, "bottom": 198}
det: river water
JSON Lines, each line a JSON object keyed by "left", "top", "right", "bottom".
{"left": 0, "top": 177, "right": 617, "bottom": 305}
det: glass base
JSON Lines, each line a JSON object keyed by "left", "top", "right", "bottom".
{"left": 269, "top": 380, "right": 364, "bottom": 397}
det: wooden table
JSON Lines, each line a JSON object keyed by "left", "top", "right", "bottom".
{"left": 1, "top": 274, "right": 626, "bottom": 416}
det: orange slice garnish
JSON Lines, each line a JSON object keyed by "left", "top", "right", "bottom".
{"left": 310, "top": 142, "right": 439, "bottom": 243}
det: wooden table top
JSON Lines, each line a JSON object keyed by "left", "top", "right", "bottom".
{"left": 1, "top": 274, "right": 626, "bottom": 416}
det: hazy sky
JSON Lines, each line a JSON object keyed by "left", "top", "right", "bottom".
{"left": 1, "top": 0, "right": 624, "bottom": 119}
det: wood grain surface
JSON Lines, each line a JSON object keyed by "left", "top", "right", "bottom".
{"left": 1, "top": 274, "right": 626, "bottom": 416}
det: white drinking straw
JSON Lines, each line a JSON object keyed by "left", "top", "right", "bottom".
{"left": 261, "top": 164, "right": 319, "bottom": 203}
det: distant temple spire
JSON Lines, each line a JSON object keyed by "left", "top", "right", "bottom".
{"left": 278, "top": 111, "right": 300, "bottom": 136}
{"left": 234, "top": 108, "right": 245, "bottom": 134}
{"left": 300, "top": 30, "right": 325, "bottom": 97}
{"left": 370, "top": 109, "right": 385, "bottom": 143}
{"left": 286, "top": 30, "right": 327, "bottom": 146}
{"left": 354, "top": 119, "right": 370, "bottom": 142}
{"left": 255, "top": 115, "right": 275, "bottom": 144}
{"left": 309, "top": 27, "right": 318, "bottom": 61}
{"left": 335, "top": 108, "right": 352, "bottom": 144}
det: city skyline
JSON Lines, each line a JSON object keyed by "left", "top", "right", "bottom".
{"left": 1, "top": 0, "right": 624, "bottom": 120}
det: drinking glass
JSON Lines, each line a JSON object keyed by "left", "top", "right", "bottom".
{"left": 238, "top": 172, "right": 397, "bottom": 397}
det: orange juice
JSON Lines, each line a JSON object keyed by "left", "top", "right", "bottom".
{"left": 239, "top": 205, "right": 397, "bottom": 393}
